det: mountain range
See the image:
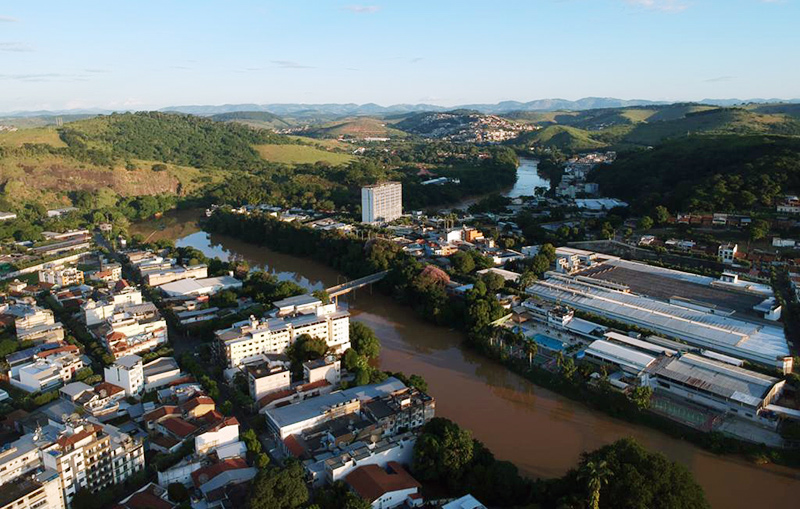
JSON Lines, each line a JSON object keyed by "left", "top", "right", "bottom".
{"left": 3, "top": 97, "right": 799, "bottom": 118}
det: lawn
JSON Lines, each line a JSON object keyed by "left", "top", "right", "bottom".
{"left": 0, "top": 127, "right": 67, "bottom": 148}
{"left": 253, "top": 144, "right": 354, "bottom": 165}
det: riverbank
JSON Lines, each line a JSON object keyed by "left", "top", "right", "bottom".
{"left": 154, "top": 219, "right": 800, "bottom": 508}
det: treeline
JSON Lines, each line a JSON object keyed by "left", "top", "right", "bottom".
{"left": 591, "top": 135, "right": 800, "bottom": 213}
{"left": 413, "top": 417, "right": 710, "bottom": 508}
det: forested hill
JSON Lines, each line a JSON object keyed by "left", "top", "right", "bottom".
{"left": 60, "top": 111, "right": 294, "bottom": 170}
{"left": 590, "top": 135, "right": 800, "bottom": 213}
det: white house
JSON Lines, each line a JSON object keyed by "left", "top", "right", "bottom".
{"left": 104, "top": 355, "right": 144, "bottom": 396}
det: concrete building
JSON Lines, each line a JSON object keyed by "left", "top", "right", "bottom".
{"left": 644, "top": 353, "right": 785, "bottom": 423}
{"left": 40, "top": 419, "right": 144, "bottom": 506}
{"left": 157, "top": 276, "right": 241, "bottom": 298}
{"left": 247, "top": 360, "right": 291, "bottom": 401}
{"left": 11, "top": 350, "right": 85, "bottom": 393}
{"left": 142, "top": 357, "right": 183, "bottom": 391}
{"left": 216, "top": 300, "right": 350, "bottom": 369}
{"left": 362, "top": 182, "right": 402, "bottom": 224}
{"left": 0, "top": 469, "right": 65, "bottom": 509}
{"left": 321, "top": 433, "right": 416, "bottom": 487}
{"left": 718, "top": 243, "right": 738, "bottom": 265}
{"left": 144, "top": 264, "right": 208, "bottom": 287}
{"left": 104, "top": 355, "right": 144, "bottom": 397}
{"left": 303, "top": 357, "right": 341, "bottom": 386}
{"left": 0, "top": 434, "right": 45, "bottom": 486}
{"left": 38, "top": 266, "right": 84, "bottom": 287}
{"left": 443, "top": 495, "right": 487, "bottom": 509}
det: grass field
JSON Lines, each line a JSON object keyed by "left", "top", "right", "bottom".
{"left": 0, "top": 127, "right": 67, "bottom": 148}
{"left": 254, "top": 144, "right": 354, "bottom": 165}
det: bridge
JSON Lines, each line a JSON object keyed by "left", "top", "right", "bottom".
{"left": 326, "top": 270, "right": 390, "bottom": 300}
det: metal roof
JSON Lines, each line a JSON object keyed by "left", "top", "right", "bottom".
{"left": 585, "top": 340, "right": 656, "bottom": 372}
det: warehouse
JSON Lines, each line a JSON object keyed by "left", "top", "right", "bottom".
{"left": 158, "top": 276, "right": 242, "bottom": 297}
{"left": 528, "top": 275, "right": 792, "bottom": 372}
{"left": 644, "top": 353, "right": 785, "bottom": 422}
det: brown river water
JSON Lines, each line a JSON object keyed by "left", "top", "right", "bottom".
{"left": 132, "top": 211, "right": 800, "bottom": 507}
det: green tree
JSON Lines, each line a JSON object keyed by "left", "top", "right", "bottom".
{"left": 413, "top": 418, "right": 475, "bottom": 481}
{"left": 288, "top": 334, "right": 328, "bottom": 366}
{"left": 248, "top": 461, "right": 309, "bottom": 509}
{"left": 312, "top": 289, "right": 331, "bottom": 304}
{"left": 630, "top": 385, "right": 653, "bottom": 411}
{"left": 654, "top": 205, "right": 670, "bottom": 225}
{"left": 749, "top": 219, "right": 770, "bottom": 241}
{"left": 638, "top": 216, "right": 654, "bottom": 230}
{"left": 168, "top": 483, "right": 190, "bottom": 503}
{"left": 451, "top": 250, "right": 476, "bottom": 275}
{"left": 578, "top": 460, "right": 613, "bottom": 509}
{"left": 481, "top": 272, "right": 506, "bottom": 293}
{"left": 526, "top": 340, "right": 538, "bottom": 366}
{"left": 349, "top": 321, "right": 381, "bottom": 359}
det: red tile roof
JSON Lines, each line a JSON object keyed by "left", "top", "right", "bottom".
{"left": 94, "top": 382, "right": 124, "bottom": 398}
{"left": 142, "top": 405, "right": 180, "bottom": 423}
{"left": 191, "top": 457, "right": 249, "bottom": 488}
{"left": 181, "top": 395, "right": 215, "bottom": 412}
{"left": 284, "top": 435, "right": 305, "bottom": 458}
{"left": 161, "top": 417, "right": 198, "bottom": 438}
{"left": 36, "top": 345, "right": 79, "bottom": 358}
{"left": 345, "top": 462, "right": 421, "bottom": 503}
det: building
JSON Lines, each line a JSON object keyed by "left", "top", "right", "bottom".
{"left": 319, "top": 433, "right": 416, "bottom": 487}
{"left": 104, "top": 355, "right": 144, "bottom": 397}
{"left": 157, "top": 275, "right": 241, "bottom": 298}
{"left": 581, "top": 339, "right": 657, "bottom": 376}
{"left": 11, "top": 350, "right": 85, "bottom": 393}
{"left": 345, "top": 462, "right": 422, "bottom": 509}
{"left": 94, "top": 302, "right": 168, "bottom": 359}
{"left": 644, "top": 353, "right": 785, "bottom": 423}
{"left": 40, "top": 419, "right": 144, "bottom": 506}
{"left": 194, "top": 416, "right": 240, "bottom": 456}
{"left": 362, "top": 388, "right": 435, "bottom": 436}
{"left": 718, "top": 243, "right": 738, "bottom": 265}
{"left": 529, "top": 274, "right": 792, "bottom": 372}
{"left": 265, "top": 378, "right": 406, "bottom": 440}
{"left": 144, "top": 264, "right": 208, "bottom": 287}
{"left": 142, "top": 357, "right": 183, "bottom": 391}
{"left": 362, "top": 182, "right": 402, "bottom": 224}
{"left": 443, "top": 495, "right": 487, "bottom": 509}
{"left": 38, "top": 266, "right": 84, "bottom": 287}
{"left": 0, "top": 434, "right": 46, "bottom": 486}
{"left": 216, "top": 299, "right": 350, "bottom": 369}
{"left": 247, "top": 360, "right": 291, "bottom": 401}
{"left": 0, "top": 469, "right": 65, "bottom": 509}
{"left": 303, "top": 357, "right": 341, "bottom": 386}
{"left": 0, "top": 212, "right": 17, "bottom": 221}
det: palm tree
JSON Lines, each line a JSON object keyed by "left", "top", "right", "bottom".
{"left": 578, "top": 460, "right": 613, "bottom": 509}
{"left": 526, "top": 340, "right": 538, "bottom": 367}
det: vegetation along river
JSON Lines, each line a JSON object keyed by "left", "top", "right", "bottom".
{"left": 131, "top": 206, "right": 800, "bottom": 508}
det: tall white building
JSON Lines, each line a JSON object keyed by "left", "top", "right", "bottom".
{"left": 104, "top": 355, "right": 144, "bottom": 397}
{"left": 361, "top": 182, "right": 402, "bottom": 224}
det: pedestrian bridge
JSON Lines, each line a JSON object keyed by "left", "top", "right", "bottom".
{"left": 326, "top": 270, "right": 390, "bottom": 299}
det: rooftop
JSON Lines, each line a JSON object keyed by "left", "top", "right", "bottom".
{"left": 345, "top": 462, "right": 420, "bottom": 503}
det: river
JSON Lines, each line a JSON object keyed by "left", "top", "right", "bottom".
{"left": 130, "top": 172, "right": 800, "bottom": 508}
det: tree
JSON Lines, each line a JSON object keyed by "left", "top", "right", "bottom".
{"left": 654, "top": 205, "right": 669, "bottom": 225}
{"left": 749, "top": 219, "right": 770, "bottom": 242}
{"left": 349, "top": 321, "right": 380, "bottom": 359}
{"left": 630, "top": 385, "right": 653, "bottom": 411}
{"left": 564, "top": 438, "right": 710, "bottom": 509}
{"left": 408, "top": 374, "right": 428, "bottom": 393}
{"left": 288, "top": 334, "right": 328, "bottom": 366}
{"left": 481, "top": 272, "right": 506, "bottom": 293}
{"left": 248, "top": 461, "right": 309, "bottom": 509}
{"left": 451, "top": 250, "right": 476, "bottom": 275}
{"left": 638, "top": 216, "right": 654, "bottom": 230}
{"left": 578, "top": 460, "right": 613, "bottom": 509}
{"left": 526, "top": 340, "right": 538, "bottom": 366}
{"left": 413, "top": 418, "right": 475, "bottom": 481}
{"left": 312, "top": 289, "right": 331, "bottom": 304}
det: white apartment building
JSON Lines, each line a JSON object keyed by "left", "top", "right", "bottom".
{"left": 15, "top": 307, "right": 56, "bottom": 333}
{"left": 83, "top": 288, "right": 143, "bottom": 326}
{"left": 38, "top": 266, "right": 84, "bottom": 287}
{"left": 104, "top": 355, "right": 144, "bottom": 397}
{"left": 247, "top": 361, "right": 291, "bottom": 401}
{"left": 362, "top": 182, "right": 402, "bottom": 224}
{"left": 217, "top": 301, "right": 351, "bottom": 369}
{"left": 718, "top": 243, "right": 738, "bottom": 265}
{"left": 0, "top": 435, "right": 44, "bottom": 486}
{"left": 0, "top": 469, "right": 65, "bottom": 509}
{"left": 12, "top": 351, "right": 85, "bottom": 393}
{"left": 40, "top": 419, "right": 144, "bottom": 507}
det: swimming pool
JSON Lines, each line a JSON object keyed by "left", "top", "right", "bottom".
{"left": 532, "top": 333, "right": 566, "bottom": 352}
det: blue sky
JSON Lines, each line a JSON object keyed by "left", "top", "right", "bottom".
{"left": 0, "top": 0, "right": 798, "bottom": 111}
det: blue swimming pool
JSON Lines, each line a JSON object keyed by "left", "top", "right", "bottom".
{"left": 532, "top": 333, "right": 566, "bottom": 352}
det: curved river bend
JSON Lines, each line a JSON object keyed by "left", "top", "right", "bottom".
{"left": 133, "top": 215, "right": 799, "bottom": 507}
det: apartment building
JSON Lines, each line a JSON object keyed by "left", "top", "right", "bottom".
{"left": 104, "top": 355, "right": 144, "bottom": 397}
{"left": 0, "top": 469, "right": 65, "bottom": 509}
{"left": 0, "top": 434, "right": 44, "bottom": 486}
{"left": 11, "top": 349, "right": 85, "bottom": 393}
{"left": 216, "top": 300, "right": 351, "bottom": 368}
{"left": 144, "top": 264, "right": 208, "bottom": 287}
{"left": 95, "top": 303, "right": 168, "bottom": 359}
{"left": 40, "top": 420, "right": 143, "bottom": 506}
{"left": 361, "top": 182, "right": 402, "bottom": 224}
{"left": 38, "top": 266, "right": 84, "bottom": 287}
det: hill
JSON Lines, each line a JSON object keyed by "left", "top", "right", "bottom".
{"left": 253, "top": 144, "right": 354, "bottom": 165}
{"left": 299, "top": 117, "right": 407, "bottom": 139}
{"left": 210, "top": 111, "right": 294, "bottom": 130}
{"left": 515, "top": 125, "right": 607, "bottom": 151}
{"left": 591, "top": 135, "right": 800, "bottom": 213}
{"left": 394, "top": 111, "right": 534, "bottom": 142}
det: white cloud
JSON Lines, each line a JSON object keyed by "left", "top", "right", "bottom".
{"left": 0, "top": 16, "right": 17, "bottom": 22}
{"left": 342, "top": 5, "right": 380, "bottom": 14}
{"left": 625, "top": 0, "right": 688, "bottom": 12}
{"left": 271, "top": 60, "right": 314, "bottom": 69}
{"left": 0, "top": 42, "right": 33, "bottom": 52}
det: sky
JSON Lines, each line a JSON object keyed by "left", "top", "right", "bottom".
{"left": 0, "top": 0, "right": 798, "bottom": 112}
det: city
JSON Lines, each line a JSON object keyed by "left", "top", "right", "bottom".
{"left": 1, "top": 2, "right": 799, "bottom": 509}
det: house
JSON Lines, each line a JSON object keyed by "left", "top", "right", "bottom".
{"left": 115, "top": 482, "right": 175, "bottom": 509}
{"left": 443, "top": 495, "right": 488, "bottom": 509}
{"left": 718, "top": 243, "right": 738, "bottom": 265}
{"left": 345, "top": 462, "right": 422, "bottom": 509}
{"left": 38, "top": 266, "right": 84, "bottom": 287}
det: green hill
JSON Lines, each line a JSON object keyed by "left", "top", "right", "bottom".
{"left": 210, "top": 111, "right": 294, "bottom": 130}
{"left": 516, "top": 125, "right": 608, "bottom": 151}
{"left": 591, "top": 135, "right": 800, "bottom": 213}
{"left": 302, "top": 117, "right": 407, "bottom": 139}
